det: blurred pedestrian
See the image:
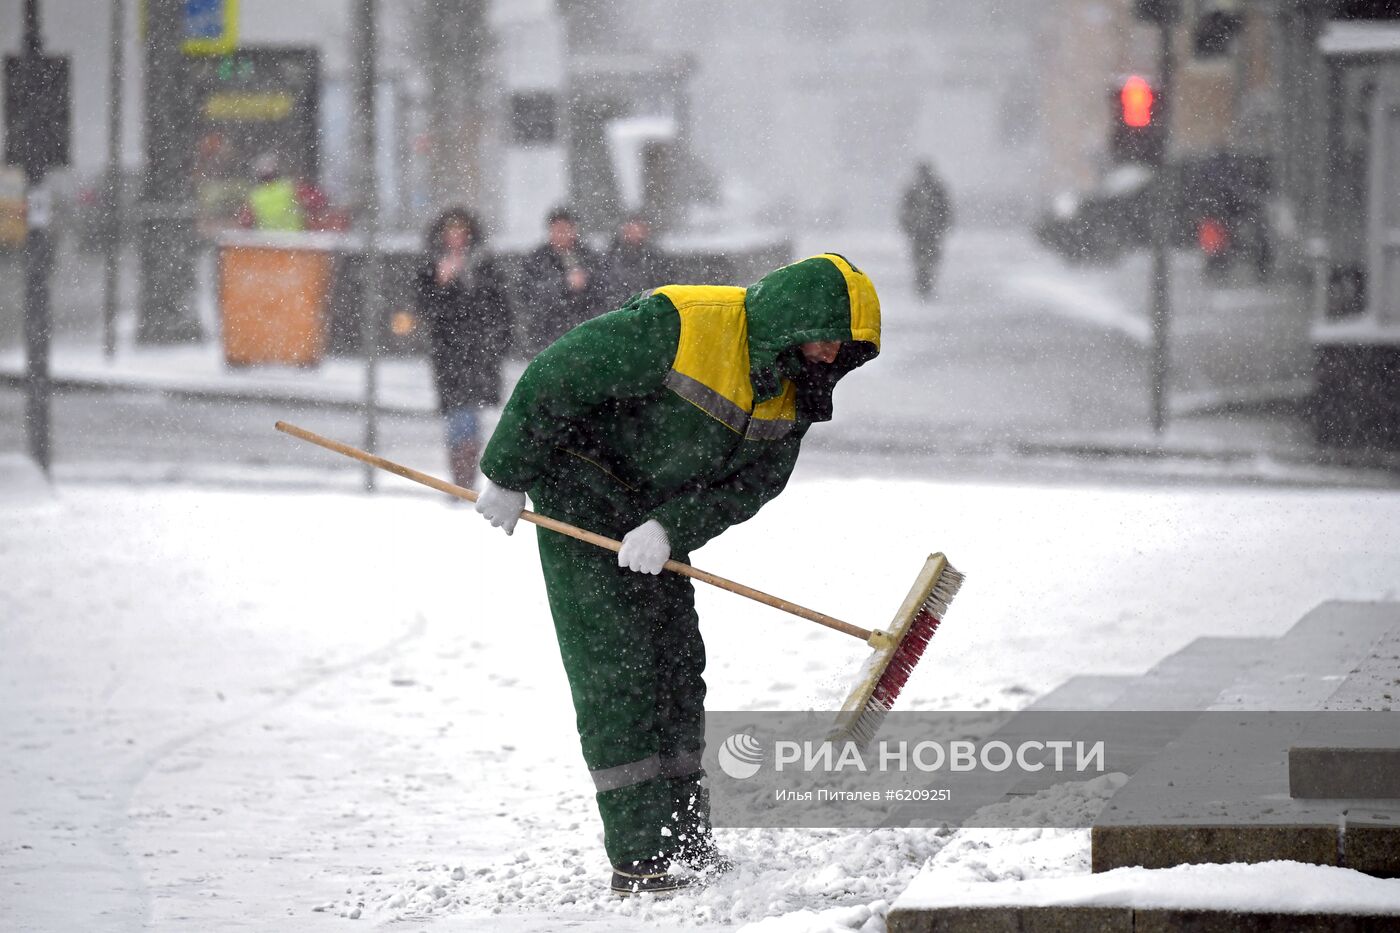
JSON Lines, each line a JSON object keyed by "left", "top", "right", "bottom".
{"left": 602, "top": 212, "right": 674, "bottom": 306}
{"left": 519, "top": 207, "right": 605, "bottom": 355}
{"left": 899, "top": 161, "right": 953, "bottom": 300}
{"left": 413, "top": 207, "right": 512, "bottom": 490}
{"left": 237, "top": 153, "right": 305, "bottom": 232}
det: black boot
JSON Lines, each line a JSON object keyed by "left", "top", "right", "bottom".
{"left": 610, "top": 857, "right": 694, "bottom": 897}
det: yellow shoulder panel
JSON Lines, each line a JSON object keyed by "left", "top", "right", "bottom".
{"left": 655, "top": 285, "right": 753, "bottom": 412}
{"left": 751, "top": 378, "right": 797, "bottom": 423}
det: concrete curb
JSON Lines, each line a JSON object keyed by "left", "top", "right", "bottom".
{"left": 7, "top": 366, "right": 1400, "bottom": 479}
{"left": 0, "top": 369, "right": 434, "bottom": 417}
{"left": 887, "top": 905, "right": 1400, "bottom": 932}
{"left": 1092, "top": 603, "right": 1400, "bottom": 876}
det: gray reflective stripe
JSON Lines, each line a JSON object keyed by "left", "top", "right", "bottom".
{"left": 746, "top": 417, "right": 795, "bottom": 441}
{"left": 561, "top": 448, "right": 639, "bottom": 491}
{"left": 664, "top": 370, "right": 749, "bottom": 435}
{"left": 590, "top": 755, "right": 661, "bottom": 792}
{"left": 659, "top": 749, "right": 704, "bottom": 778}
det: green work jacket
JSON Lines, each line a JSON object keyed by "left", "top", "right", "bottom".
{"left": 481, "top": 253, "right": 881, "bottom": 554}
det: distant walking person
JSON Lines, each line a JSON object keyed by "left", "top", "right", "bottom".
{"left": 602, "top": 212, "right": 674, "bottom": 307}
{"left": 413, "top": 207, "right": 512, "bottom": 490}
{"left": 519, "top": 207, "right": 606, "bottom": 355}
{"left": 899, "top": 161, "right": 953, "bottom": 300}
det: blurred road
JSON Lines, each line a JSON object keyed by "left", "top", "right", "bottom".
{"left": 0, "top": 229, "right": 1380, "bottom": 489}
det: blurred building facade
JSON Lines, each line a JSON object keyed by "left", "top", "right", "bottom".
{"left": 1034, "top": 1, "right": 1344, "bottom": 285}
{"left": 1037, "top": 0, "right": 1400, "bottom": 447}
{"left": 3, "top": 0, "right": 1056, "bottom": 238}
{"left": 613, "top": 1, "right": 1051, "bottom": 230}
{"left": 439, "top": 0, "right": 1057, "bottom": 237}
{"left": 1038, "top": 2, "right": 1306, "bottom": 208}
{"left": 0, "top": 0, "right": 427, "bottom": 227}
{"left": 2, "top": 0, "right": 1389, "bottom": 277}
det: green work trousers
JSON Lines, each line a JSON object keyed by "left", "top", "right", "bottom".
{"left": 531, "top": 481, "right": 711, "bottom": 866}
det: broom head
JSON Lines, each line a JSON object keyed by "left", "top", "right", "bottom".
{"left": 828, "top": 553, "right": 963, "bottom": 750}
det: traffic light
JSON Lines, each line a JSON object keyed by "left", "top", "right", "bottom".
{"left": 4, "top": 53, "right": 71, "bottom": 175}
{"left": 1110, "top": 75, "right": 1165, "bottom": 165}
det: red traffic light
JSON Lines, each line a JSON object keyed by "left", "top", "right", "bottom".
{"left": 1121, "top": 75, "right": 1155, "bottom": 128}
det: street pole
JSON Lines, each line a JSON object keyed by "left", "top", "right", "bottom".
{"left": 137, "top": 0, "right": 201, "bottom": 344}
{"left": 102, "top": 0, "right": 126, "bottom": 358}
{"left": 1148, "top": 19, "right": 1176, "bottom": 435}
{"left": 20, "top": 0, "right": 53, "bottom": 477}
{"left": 355, "top": 0, "right": 382, "bottom": 492}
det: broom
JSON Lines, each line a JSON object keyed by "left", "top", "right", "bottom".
{"left": 274, "top": 421, "right": 963, "bottom": 749}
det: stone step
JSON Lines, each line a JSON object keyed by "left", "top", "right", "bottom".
{"left": 1314, "top": 619, "right": 1400, "bottom": 712}
{"left": 1210, "top": 601, "right": 1400, "bottom": 711}
{"left": 1347, "top": 809, "right": 1400, "bottom": 876}
{"left": 1290, "top": 720, "right": 1400, "bottom": 799}
{"left": 888, "top": 905, "right": 1400, "bottom": 932}
{"left": 1101, "top": 636, "right": 1280, "bottom": 711}
{"left": 1007, "top": 636, "right": 1275, "bottom": 797}
{"left": 884, "top": 640, "right": 1276, "bottom": 826}
{"left": 1091, "top": 601, "right": 1400, "bottom": 877}
{"left": 1024, "top": 674, "right": 1135, "bottom": 711}
{"left": 876, "top": 677, "right": 1135, "bottom": 828}
{"left": 1289, "top": 620, "right": 1400, "bottom": 799}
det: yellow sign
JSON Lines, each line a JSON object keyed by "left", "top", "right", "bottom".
{"left": 205, "top": 92, "right": 292, "bottom": 122}
{"left": 183, "top": 0, "right": 239, "bottom": 57}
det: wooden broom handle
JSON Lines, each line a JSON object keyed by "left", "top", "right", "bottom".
{"left": 275, "top": 421, "right": 875, "bottom": 643}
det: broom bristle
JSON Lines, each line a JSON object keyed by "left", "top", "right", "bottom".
{"left": 870, "top": 606, "right": 941, "bottom": 709}
{"left": 830, "top": 557, "right": 963, "bottom": 750}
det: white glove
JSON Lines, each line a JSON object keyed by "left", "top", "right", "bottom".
{"left": 618, "top": 519, "right": 671, "bottom": 575}
{"left": 475, "top": 481, "right": 527, "bottom": 535}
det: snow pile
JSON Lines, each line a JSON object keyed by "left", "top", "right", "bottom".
{"left": 737, "top": 900, "right": 888, "bottom": 933}
{"left": 896, "top": 773, "right": 1400, "bottom": 920}
{"left": 920, "top": 829, "right": 1094, "bottom": 887}
{"left": 963, "top": 772, "right": 1129, "bottom": 828}
{"left": 900, "top": 772, "right": 1131, "bottom": 898}
{"left": 897, "top": 860, "right": 1400, "bottom": 915}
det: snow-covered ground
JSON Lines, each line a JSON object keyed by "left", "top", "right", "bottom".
{"left": 4, "top": 459, "right": 1400, "bottom": 931}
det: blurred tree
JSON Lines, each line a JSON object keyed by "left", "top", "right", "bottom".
{"left": 423, "top": 0, "right": 490, "bottom": 223}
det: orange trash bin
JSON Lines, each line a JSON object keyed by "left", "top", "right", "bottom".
{"left": 219, "top": 233, "right": 336, "bottom": 367}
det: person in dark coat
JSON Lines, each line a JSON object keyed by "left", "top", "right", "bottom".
{"left": 518, "top": 207, "right": 607, "bottom": 355}
{"left": 601, "top": 213, "right": 674, "bottom": 307}
{"left": 899, "top": 161, "right": 954, "bottom": 299}
{"left": 413, "top": 207, "right": 512, "bottom": 489}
